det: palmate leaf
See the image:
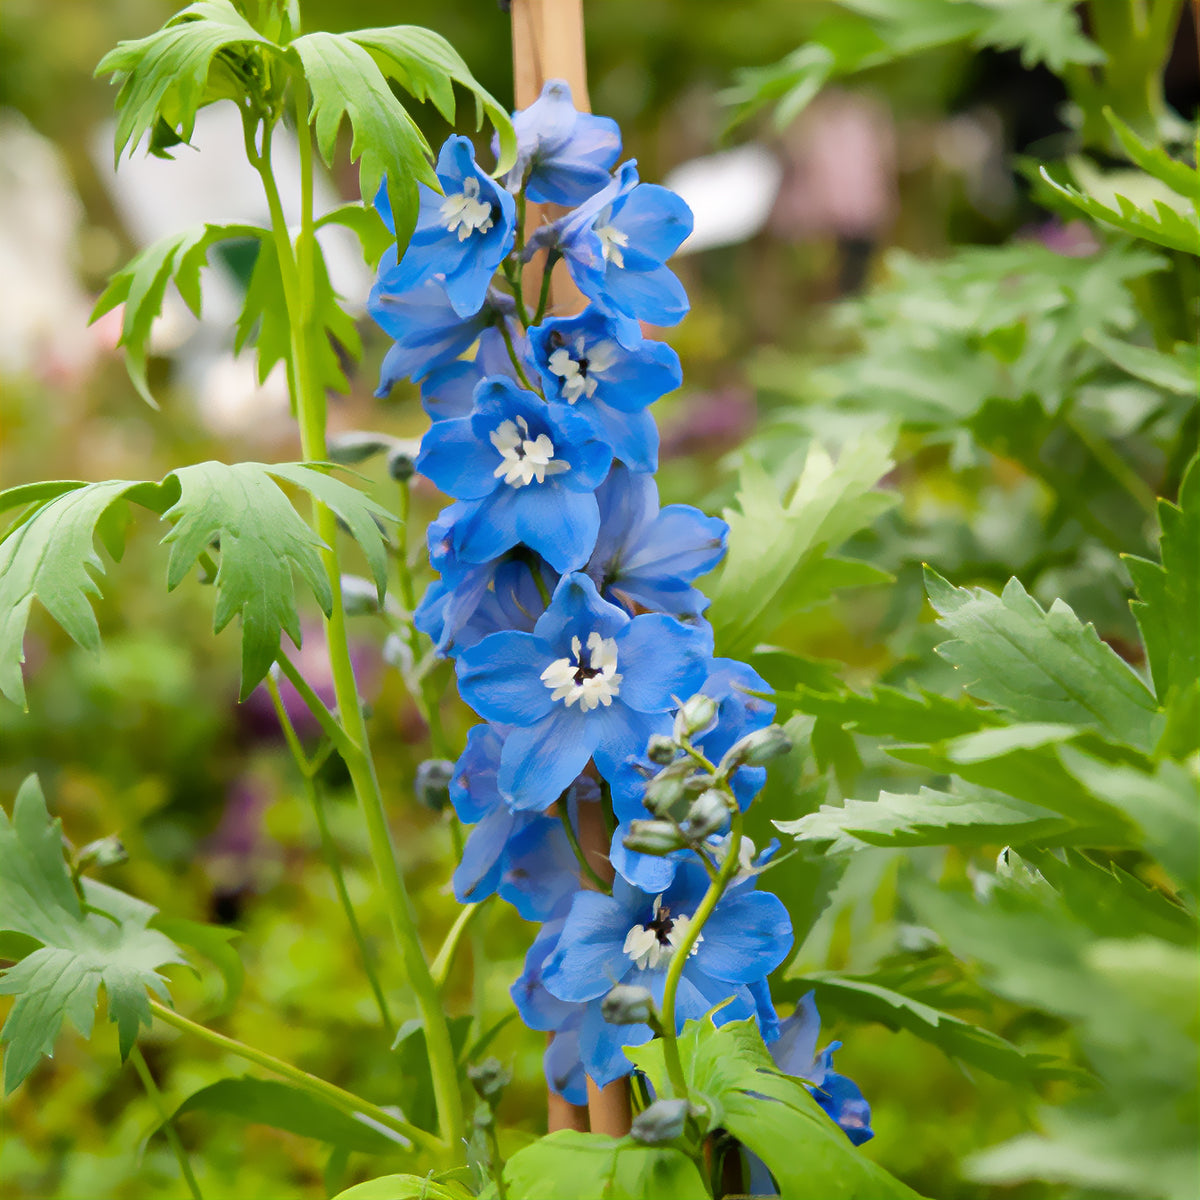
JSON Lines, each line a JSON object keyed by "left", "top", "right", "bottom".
{"left": 96, "top": 0, "right": 277, "bottom": 161}
{"left": 0, "top": 777, "right": 185, "bottom": 1093}
{"left": 290, "top": 32, "right": 439, "bottom": 248}
{"left": 924, "top": 569, "right": 1159, "bottom": 751}
{"left": 0, "top": 462, "right": 394, "bottom": 707}
{"left": 1123, "top": 456, "right": 1199, "bottom": 703}
{"left": 1086, "top": 330, "right": 1199, "bottom": 395}
{"left": 91, "top": 223, "right": 263, "bottom": 406}
{"left": 1104, "top": 107, "right": 1200, "bottom": 202}
{"left": 628, "top": 1017, "right": 921, "bottom": 1199}
{"left": 709, "top": 431, "right": 897, "bottom": 656}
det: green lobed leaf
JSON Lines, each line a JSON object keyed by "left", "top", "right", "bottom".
{"left": 171, "top": 1077, "right": 410, "bottom": 1154}
{"left": 1086, "top": 330, "right": 1199, "bottom": 396}
{"left": 1123, "top": 455, "right": 1199, "bottom": 703}
{"left": 710, "top": 431, "right": 898, "bottom": 656}
{"left": 501, "top": 1131, "right": 709, "bottom": 1200}
{"left": 628, "top": 1017, "right": 922, "bottom": 1199}
{"left": 290, "top": 31, "right": 438, "bottom": 248}
{"left": 332, "top": 1177, "right": 472, "bottom": 1200}
{"left": 784, "top": 973, "right": 1073, "bottom": 1083}
{"left": 315, "top": 203, "right": 394, "bottom": 270}
{"left": 91, "top": 222, "right": 264, "bottom": 406}
{"left": 0, "top": 776, "right": 185, "bottom": 1092}
{"left": 150, "top": 916, "right": 244, "bottom": 1016}
{"left": 924, "top": 569, "right": 1159, "bottom": 750}
{"left": 96, "top": 0, "right": 277, "bottom": 162}
{"left": 1104, "top": 108, "right": 1200, "bottom": 201}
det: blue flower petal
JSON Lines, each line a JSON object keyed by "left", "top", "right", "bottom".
{"left": 498, "top": 707, "right": 601, "bottom": 811}
{"left": 544, "top": 1014, "right": 589, "bottom": 1105}
{"left": 579, "top": 998, "right": 652, "bottom": 1087}
{"left": 693, "top": 890, "right": 792, "bottom": 983}
{"left": 416, "top": 416, "right": 501, "bottom": 500}
{"left": 457, "top": 630, "right": 556, "bottom": 725}
{"left": 542, "top": 889, "right": 637, "bottom": 1003}
{"left": 615, "top": 614, "right": 711, "bottom": 713}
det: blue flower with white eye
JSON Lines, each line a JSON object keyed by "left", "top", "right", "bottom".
{"left": 535, "top": 860, "right": 790, "bottom": 1088}
{"left": 586, "top": 465, "right": 726, "bottom": 622}
{"left": 419, "top": 326, "right": 534, "bottom": 424}
{"left": 457, "top": 573, "right": 710, "bottom": 812}
{"left": 554, "top": 161, "right": 692, "bottom": 326}
{"left": 771, "top": 991, "right": 874, "bottom": 1146}
{"left": 416, "top": 378, "right": 612, "bottom": 573}
{"left": 383, "top": 137, "right": 516, "bottom": 318}
{"left": 505, "top": 80, "right": 622, "bottom": 207}
{"left": 529, "top": 309, "right": 680, "bottom": 471}
{"left": 450, "top": 724, "right": 591, "bottom": 921}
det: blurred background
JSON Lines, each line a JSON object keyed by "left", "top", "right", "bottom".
{"left": 1, "top": 1, "right": 1197, "bottom": 1197}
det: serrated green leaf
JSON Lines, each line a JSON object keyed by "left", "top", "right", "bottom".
{"left": 1104, "top": 108, "right": 1200, "bottom": 201}
{"left": 710, "top": 432, "right": 897, "bottom": 656}
{"left": 171, "top": 1077, "right": 408, "bottom": 1153}
{"left": 924, "top": 569, "right": 1159, "bottom": 750}
{"left": 785, "top": 973, "right": 1073, "bottom": 1083}
{"left": 0, "top": 777, "right": 184, "bottom": 1092}
{"left": 1039, "top": 167, "right": 1200, "bottom": 255}
{"left": 501, "top": 1131, "right": 710, "bottom": 1200}
{"left": 972, "top": 0, "right": 1104, "bottom": 71}
{"left": 1124, "top": 456, "right": 1199, "bottom": 702}
{"left": 315, "top": 203, "right": 394, "bottom": 269}
{"left": 151, "top": 916, "right": 243, "bottom": 1015}
{"left": 780, "top": 784, "right": 1076, "bottom": 852}
{"left": 628, "top": 1017, "right": 921, "bottom": 1199}
{"left": 291, "top": 32, "right": 437, "bottom": 248}
{"left": 1086, "top": 330, "right": 1199, "bottom": 395}
{"left": 91, "top": 223, "right": 263, "bottom": 406}
{"left": 0, "top": 479, "right": 149, "bottom": 707}
{"left": 97, "top": 0, "right": 277, "bottom": 162}
{"left": 348, "top": 26, "right": 516, "bottom": 174}
{"left": 332, "top": 1177, "right": 472, "bottom": 1200}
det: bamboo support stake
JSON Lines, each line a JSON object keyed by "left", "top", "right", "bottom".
{"left": 511, "top": 0, "right": 630, "bottom": 1138}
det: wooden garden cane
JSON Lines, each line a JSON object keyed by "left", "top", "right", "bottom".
{"left": 510, "top": 0, "right": 633, "bottom": 1140}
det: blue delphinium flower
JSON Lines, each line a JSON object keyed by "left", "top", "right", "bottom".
{"left": 586, "top": 465, "right": 726, "bottom": 622}
{"left": 457, "top": 572, "right": 710, "bottom": 811}
{"left": 419, "top": 326, "right": 534, "bottom": 423}
{"left": 384, "top": 136, "right": 516, "bottom": 317}
{"left": 416, "top": 378, "right": 612, "bottom": 572}
{"left": 554, "top": 161, "right": 693, "bottom": 326}
{"left": 505, "top": 80, "right": 622, "bottom": 207}
{"left": 534, "top": 860, "right": 790, "bottom": 1087}
{"left": 772, "top": 991, "right": 874, "bottom": 1145}
{"left": 451, "top": 724, "right": 590, "bottom": 921}
{"left": 528, "top": 310, "right": 680, "bottom": 471}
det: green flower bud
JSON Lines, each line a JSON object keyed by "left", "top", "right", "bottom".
{"left": 76, "top": 835, "right": 128, "bottom": 871}
{"left": 601, "top": 984, "right": 656, "bottom": 1026}
{"left": 341, "top": 574, "right": 382, "bottom": 616}
{"left": 414, "top": 759, "right": 455, "bottom": 811}
{"left": 645, "top": 733, "right": 677, "bottom": 766}
{"left": 622, "top": 820, "right": 687, "bottom": 856}
{"left": 719, "top": 724, "right": 793, "bottom": 772}
{"left": 468, "top": 1056, "right": 511, "bottom": 1102}
{"left": 387, "top": 447, "right": 417, "bottom": 483}
{"left": 684, "top": 788, "right": 731, "bottom": 840}
{"left": 674, "top": 693, "right": 717, "bottom": 740}
{"left": 631, "top": 1098, "right": 689, "bottom": 1145}
{"left": 643, "top": 762, "right": 693, "bottom": 817}
{"left": 327, "top": 431, "right": 398, "bottom": 464}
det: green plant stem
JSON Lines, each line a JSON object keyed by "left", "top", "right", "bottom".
{"left": 273, "top": 654, "right": 348, "bottom": 752}
{"left": 149, "top": 1000, "right": 443, "bottom": 1156}
{"left": 1065, "top": 411, "right": 1157, "bottom": 517}
{"left": 130, "top": 1046, "right": 204, "bottom": 1200}
{"left": 498, "top": 315, "right": 537, "bottom": 391}
{"left": 502, "top": 260, "right": 532, "bottom": 327}
{"left": 486, "top": 1122, "right": 509, "bottom": 1200}
{"left": 558, "top": 798, "right": 610, "bottom": 892}
{"left": 430, "top": 899, "right": 490, "bottom": 989}
{"left": 532, "top": 250, "right": 559, "bottom": 325}
{"left": 251, "top": 87, "right": 466, "bottom": 1150}
{"left": 659, "top": 811, "right": 744, "bottom": 1100}
{"left": 265, "top": 673, "right": 395, "bottom": 1035}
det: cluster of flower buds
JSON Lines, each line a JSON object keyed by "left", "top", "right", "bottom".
{"left": 365, "top": 82, "right": 871, "bottom": 1143}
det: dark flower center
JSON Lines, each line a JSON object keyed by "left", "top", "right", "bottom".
{"left": 645, "top": 905, "right": 675, "bottom": 945}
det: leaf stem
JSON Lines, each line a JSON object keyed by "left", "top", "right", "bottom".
{"left": 148, "top": 1001, "right": 443, "bottom": 1156}
{"left": 532, "top": 250, "right": 559, "bottom": 325}
{"left": 130, "top": 1046, "right": 205, "bottom": 1200}
{"left": 558, "top": 797, "right": 610, "bottom": 892}
{"left": 498, "top": 317, "right": 538, "bottom": 392}
{"left": 430, "top": 899, "right": 490, "bottom": 990}
{"left": 659, "top": 810, "right": 744, "bottom": 1100}
{"left": 265, "top": 672, "right": 395, "bottom": 1035}
{"left": 502, "top": 259, "right": 532, "bottom": 327}
{"left": 273, "top": 654, "right": 348, "bottom": 754}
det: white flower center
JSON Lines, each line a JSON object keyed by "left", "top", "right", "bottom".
{"left": 594, "top": 206, "right": 629, "bottom": 268}
{"left": 440, "top": 176, "right": 495, "bottom": 241}
{"left": 490, "top": 415, "right": 570, "bottom": 487}
{"left": 622, "top": 895, "right": 703, "bottom": 971}
{"left": 540, "top": 631, "right": 622, "bottom": 712}
{"left": 546, "top": 335, "right": 620, "bottom": 404}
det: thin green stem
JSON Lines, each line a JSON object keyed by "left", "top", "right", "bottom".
{"left": 502, "top": 260, "right": 532, "bottom": 327}
{"left": 149, "top": 1001, "right": 443, "bottom": 1156}
{"left": 430, "top": 899, "right": 490, "bottom": 989}
{"left": 274, "top": 654, "right": 349, "bottom": 754}
{"left": 395, "top": 482, "right": 418, "bottom": 616}
{"left": 532, "top": 250, "right": 560, "bottom": 325}
{"left": 1065, "top": 411, "right": 1157, "bottom": 516}
{"left": 130, "top": 1046, "right": 204, "bottom": 1200}
{"left": 248, "top": 76, "right": 467, "bottom": 1150}
{"left": 659, "top": 810, "right": 744, "bottom": 1100}
{"left": 498, "top": 317, "right": 537, "bottom": 392}
{"left": 558, "top": 799, "right": 610, "bottom": 892}
{"left": 530, "top": 565, "right": 551, "bottom": 608}
{"left": 486, "top": 1122, "right": 509, "bottom": 1200}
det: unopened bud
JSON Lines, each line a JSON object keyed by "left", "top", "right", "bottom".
{"left": 386, "top": 447, "right": 417, "bottom": 483}
{"left": 720, "top": 724, "right": 793, "bottom": 772}
{"left": 76, "top": 835, "right": 128, "bottom": 871}
{"left": 623, "top": 820, "right": 687, "bottom": 856}
{"left": 645, "top": 734, "right": 677, "bottom": 766}
{"left": 631, "top": 1098, "right": 689, "bottom": 1145}
{"left": 327, "top": 431, "right": 397, "bottom": 464}
{"left": 674, "top": 693, "right": 717, "bottom": 740}
{"left": 643, "top": 762, "right": 693, "bottom": 818}
{"left": 341, "top": 574, "right": 382, "bottom": 616}
{"left": 467, "top": 1056, "right": 511, "bottom": 1101}
{"left": 382, "top": 633, "right": 413, "bottom": 674}
{"left": 684, "top": 789, "right": 730, "bottom": 840}
{"left": 601, "top": 984, "right": 655, "bottom": 1026}
{"left": 414, "top": 759, "right": 455, "bottom": 811}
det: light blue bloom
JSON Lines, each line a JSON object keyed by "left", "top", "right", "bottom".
{"left": 450, "top": 724, "right": 591, "bottom": 921}
{"left": 385, "top": 136, "right": 516, "bottom": 317}
{"left": 416, "top": 378, "right": 612, "bottom": 573}
{"left": 554, "top": 161, "right": 692, "bottom": 326}
{"left": 529, "top": 309, "right": 680, "bottom": 471}
{"left": 535, "top": 861, "right": 790, "bottom": 1087}
{"left": 506, "top": 80, "right": 621, "bottom": 207}
{"left": 457, "top": 573, "right": 710, "bottom": 811}
{"left": 586, "top": 465, "right": 726, "bottom": 622}
{"left": 419, "top": 327, "right": 534, "bottom": 424}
